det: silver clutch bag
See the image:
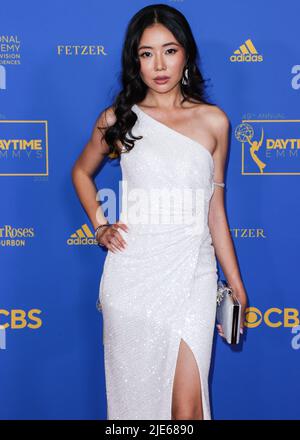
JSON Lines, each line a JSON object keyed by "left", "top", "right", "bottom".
{"left": 216, "top": 279, "right": 241, "bottom": 344}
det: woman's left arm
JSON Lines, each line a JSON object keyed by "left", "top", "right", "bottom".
{"left": 208, "top": 108, "right": 248, "bottom": 334}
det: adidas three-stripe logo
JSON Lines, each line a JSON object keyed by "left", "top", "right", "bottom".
{"left": 230, "top": 39, "right": 263, "bottom": 62}
{"left": 67, "top": 223, "right": 96, "bottom": 245}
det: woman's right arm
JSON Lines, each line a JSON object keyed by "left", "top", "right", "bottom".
{"left": 71, "top": 107, "right": 128, "bottom": 252}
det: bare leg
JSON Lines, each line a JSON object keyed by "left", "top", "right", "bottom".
{"left": 171, "top": 338, "right": 203, "bottom": 420}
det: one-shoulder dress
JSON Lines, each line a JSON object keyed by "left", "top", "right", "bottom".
{"left": 97, "top": 103, "right": 221, "bottom": 420}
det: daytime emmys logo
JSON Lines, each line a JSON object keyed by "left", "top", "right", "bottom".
{"left": 96, "top": 180, "right": 205, "bottom": 236}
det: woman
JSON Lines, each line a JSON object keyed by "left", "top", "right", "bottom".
{"left": 72, "top": 4, "right": 248, "bottom": 420}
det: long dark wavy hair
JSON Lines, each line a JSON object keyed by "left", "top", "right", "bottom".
{"left": 99, "top": 3, "right": 216, "bottom": 160}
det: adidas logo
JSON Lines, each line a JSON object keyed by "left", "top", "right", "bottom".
{"left": 230, "top": 39, "right": 263, "bottom": 62}
{"left": 67, "top": 223, "right": 97, "bottom": 246}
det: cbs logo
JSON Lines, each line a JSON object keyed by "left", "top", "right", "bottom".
{"left": 0, "top": 309, "right": 42, "bottom": 329}
{"left": 245, "top": 307, "right": 299, "bottom": 328}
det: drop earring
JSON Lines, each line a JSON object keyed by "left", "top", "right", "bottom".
{"left": 181, "top": 66, "right": 189, "bottom": 85}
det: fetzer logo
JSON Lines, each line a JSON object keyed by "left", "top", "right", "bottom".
{"left": 230, "top": 38, "right": 263, "bottom": 62}
{"left": 67, "top": 223, "right": 97, "bottom": 246}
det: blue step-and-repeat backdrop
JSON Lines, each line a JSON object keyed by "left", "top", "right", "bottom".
{"left": 1, "top": 0, "right": 299, "bottom": 420}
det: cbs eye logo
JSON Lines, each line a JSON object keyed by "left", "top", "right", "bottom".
{"left": 245, "top": 307, "right": 299, "bottom": 328}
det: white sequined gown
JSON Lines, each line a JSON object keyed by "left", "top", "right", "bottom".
{"left": 98, "top": 103, "right": 219, "bottom": 420}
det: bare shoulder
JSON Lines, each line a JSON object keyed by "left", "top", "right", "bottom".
{"left": 86, "top": 105, "right": 117, "bottom": 156}
{"left": 197, "top": 104, "right": 230, "bottom": 159}
{"left": 198, "top": 104, "right": 230, "bottom": 133}
{"left": 96, "top": 105, "right": 126, "bottom": 153}
{"left": 96, "top": 105, "right": 117, "bottom": 132}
